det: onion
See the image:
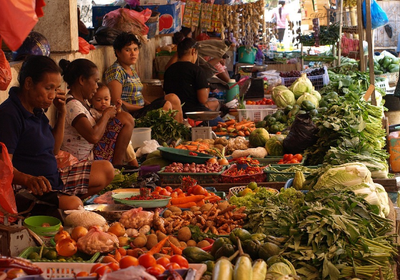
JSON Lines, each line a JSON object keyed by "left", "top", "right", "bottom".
{"left": 218, "top": 158, "right": 229, "bottom": 166}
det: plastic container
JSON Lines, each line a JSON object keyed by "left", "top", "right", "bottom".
{"left": 388, "top": 130, "right": 400, "bottom": 172}
{"left": 23, "top": 216, "right": 61, "bottom": 237}
{"left": 226, "top": 79, "right": 239, "bottom": 102}
{"left": 130, "top": 128, "right": 151, "bottom": 149}
{"left": 238, "top": 46, "right": 257, "bottom": 64}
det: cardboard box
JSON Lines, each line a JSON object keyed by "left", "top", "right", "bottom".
{"left": 141, "top": 2, "right": 182, "bottom": 34}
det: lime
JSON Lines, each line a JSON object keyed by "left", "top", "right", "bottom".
{"left": 28, "top": 252, "right": 40, "bottom": 260}
{"left": 44, "top": 250, "right": 58, "bottom": 260}
{"left": 247, "top": 181, "right": 258, "bottom": 190}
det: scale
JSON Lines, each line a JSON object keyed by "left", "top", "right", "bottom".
{"left": 185, "top": 111, "right": 220, "bottom": 140}
{"left": 239, "top": 65, "right": 267, "bottom": 100}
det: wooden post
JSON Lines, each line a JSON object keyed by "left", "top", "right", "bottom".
{"left": 337, "top": 0, "right": 343, "bottom": 66}
{"left": 357, "top": 0, "right": 366, "bottom": 71}
{"left": 365, "top": 0, "right": 376, "bottom": 105}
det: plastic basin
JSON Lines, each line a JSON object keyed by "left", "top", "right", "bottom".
{"left": 24, "top": 216, "right": 61, "bottom": 237}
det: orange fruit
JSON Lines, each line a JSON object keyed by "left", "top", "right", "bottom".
{"left": 119, "top": 256, "right": 139, "bottom": 269}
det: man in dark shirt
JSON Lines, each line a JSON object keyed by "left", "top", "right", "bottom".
{"left": 163, "top": 38, "right": 223, "bottom": 126}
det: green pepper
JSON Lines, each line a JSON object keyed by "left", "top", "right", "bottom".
{"left": 382, "top": 56, "right": 393, "bottom": 69}
{"left": 388, "top": 64, "right": 399, "bottom": 73}
{"left": 210, "top": 237, "right": 232, "bottom": 256}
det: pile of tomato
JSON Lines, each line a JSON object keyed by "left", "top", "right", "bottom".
{"left": 246, "top": 98, "right": 274, "bottom": 105}
{"left": 78, "top": 247, "right": 189, "bottom": 277}
{"left": 277, "top": 154, "right": 303, "bottom": 164}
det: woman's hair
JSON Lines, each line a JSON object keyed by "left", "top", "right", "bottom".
{"left": 180, "top": 27, "right": 192, "bottom": 38}
{"left": 59, "top": 58, "right": 97, "bottom": 88}
{"left": 173, "top": 32, "right": 185, "bottom": 45}
{"left": 113, "top": 32, "right": 141, "bottom": 55}
{"left": 18, "top": 55, "right": 61, "bottom": 87}
{"left": 279, "top": 0, "right": 286, "bottom": 18}
{"left": 177, "top": 38, "right": 197, "bottom": 58}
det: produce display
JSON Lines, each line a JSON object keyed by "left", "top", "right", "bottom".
{"left": 7, "top": 41, "right": 399, "bottom": 280}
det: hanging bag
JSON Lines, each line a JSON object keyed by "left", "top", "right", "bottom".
{"left": 0, "top": 38, "right": 12, "bottom": 91}
{"left": 0, "top": 143, "right": 18, "bottom": 223}
{"left": 362, "top": 0, "right": 388, "bottom": 29}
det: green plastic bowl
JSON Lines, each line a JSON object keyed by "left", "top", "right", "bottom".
{"left": 24, "top": 215, "right": 61, "bottom": 237}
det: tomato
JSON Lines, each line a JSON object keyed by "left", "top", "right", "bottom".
{"left": 154, "top": 186, "right": 162, "bottom": 192}
{"left": 108, "top": 262, "right": 120, "bottom": 271}
{"left": 138, "top": 253, "right": 157, "bottom": 268}
{"left": 283, "top": 154, "right": 293, "bottom": 161}
{"left": 165, "top": 262, "right": 181, "bottom": 270}
{"left": 165, "top": 186, "right": 173, "bottom": 193}
{"left": 170, "top": 192, "right": 178, "bottom": 198}
{"left": 95, "top": 265, "right": 112, "bottom": 276}
{"left": 146, "top": 264, "right": 166, "bottom": 276}
{"left": 76, "top": 272, "right": 89, "bottom": 277}
{"left": 169, "top": 255, "right": 189, "bottom": 268}
{"left": 289, "top": 159, "right": 299, "bottom": 164}
{"left": 156, "top": 257, "right": 171, "bottom": 268}
{"left": 159, "top": 189, "right": 171, "bottom": 196}
{"left": 294, "top": 154, "right": 303, "bottom": 161}
{"left": 90, "top": 263, "right": 104, "bottom": 274}
{"left": 119, "top": 255, "right": 139, "bottom": 269}
{"left": 192, "top": 185, "right": 207, "bottom": 195}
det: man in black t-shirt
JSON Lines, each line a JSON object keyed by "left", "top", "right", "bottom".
{"left": 163, "top": 38, "right": 224, "bottom": 126}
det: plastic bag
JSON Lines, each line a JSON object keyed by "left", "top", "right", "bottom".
{"left": 102, "top": 8, "right": 150, "bottom": 36}
{"left": 283, "top": 114, "right": 318, "bottom": 154}
{"left": 55, "top": 150, "right": 79, "bottom": 169}
{"left": 136, "top": 140, "right": 160, "bottom": 157}
{"left": 0, "top": 48, "right": 12, "bottom": 91}
{"left": 119, "top": 207, "right": 154, "bottom": 228}
{"left": 94, "top": 26, "right": 122, "bottom": 45}
{"left": 362, "top": 0, "right": 388, "bottom": 29}
{"left": 78, "top": 37, "right": 95, "bottom": 54}
{"left": 102, "top": 266, "right": 156, "bottom": 280}
{"left": 0, "top": 0, "right": 38, "bottom": 51}
{"left": 0, "top": 143, "right": 18, "bottom": 223}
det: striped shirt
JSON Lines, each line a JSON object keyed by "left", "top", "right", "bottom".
{"left": 104, "top": 61, "right": 144, "bottom": 106}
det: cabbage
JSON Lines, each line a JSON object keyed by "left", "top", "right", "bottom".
{"left": 272, "top": 86, "right": 296, "bottom": 108}
{"left": 312, "top": 163, "right": 390, "bottom": 217}
{"left": 310, "top": 89, "right": 321, "bottom": 101}
{"left": 267, "top": 262, "right": 292, "bottom": 276}
{"left": 289, "top": 73, "right": 314, "bottom": 98}
{"left": 296, "top": 92, "right": 319, "bottom": 108}
{"left": 313, "top": 162, "right": 373, "bottom": 190}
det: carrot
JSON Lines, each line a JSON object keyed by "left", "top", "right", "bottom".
{"left": 212, "top": 126, "right": 218, "bottom": 130}
{"left": 149, "top": 236, "right": 170, "bottom": 255}
{"left": 173, "top": 202, "right": 197, "bottom": 208}
{"left": 169, "top": 238, "right": 183, "bottom": 255}
{"left": 215, "top": 132, "right": 228, "bottom": 136}
{"left": 225, "top": 119, "right": 236, "bottom": 126}
{"left": 171, "top": 195, "right": 205, "bottom": 205}
{"left": 186, "top": 145, "right": 198, "bottom": 151}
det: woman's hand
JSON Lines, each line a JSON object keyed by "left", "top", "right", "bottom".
{"left": 115, "top": 99, "right": 123, "bottom": 113}
{"left": 103, "top": 106, "right": 117, "bottom": 119}
{"left": 53, "top": 89, "right": 66, "bottom": 114}
{"left": 25, "top": 175, "right": 52, "bottom": 196}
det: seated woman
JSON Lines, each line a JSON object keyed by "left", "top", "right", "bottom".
{"left": 104, "top": 32, "right": 183, "bottom": 123}
{"left": 0, "top": 55, "right": 114, "bottom": 216}
{"left": 59, "top": 58, "right": 135, "bottom": 167}
{"left": 163, "top": 38, "right": 224, "bottom": 127}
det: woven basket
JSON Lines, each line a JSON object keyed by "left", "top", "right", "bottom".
{"left": 227, "top": 186, "right": 279, "bottom": 200}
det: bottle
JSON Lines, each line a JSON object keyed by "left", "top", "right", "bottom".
{"left": 226, "top": 79, "right": 239, "bottom": 102}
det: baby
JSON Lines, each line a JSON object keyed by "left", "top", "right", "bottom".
{"left": 90, "top": 83, "right": 139, "bottom": 167}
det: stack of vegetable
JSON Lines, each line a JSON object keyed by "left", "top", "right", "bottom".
{"left": 373, "top": 52, "right": 400, "bottom": 75}
{"left": 242, "top": 188, "right": 397, "bottom": 279}
{"left": 304, "top": 73, "right": 389, "bottom": 178}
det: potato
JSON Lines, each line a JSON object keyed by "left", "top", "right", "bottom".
{"left": 132, "top": 236, "right": 147, "bottom": 248}
{"left": 163, "top": 209, "right": 172, "bottom": 218}
{"left": 168, "top": 206, "right": 182, "bottom": 215}
{"left": 169, "top": 236, "right": 181, "bottom": 247}
{"left": 179, "top": 241, "right": 188, "bottom": 248}
{"left": 197, "top": 240, "right": 210, "bottom": 248}
{"left": 217, "top": 200, "right": 229, "bottom": 211}
{"left": 177, "top": 226, "right": 191, "bottom": 242}
{"left": 200, "top": 203, "right": 213, "bottom": 212}
{"left": 190, "top": 206, "right": 200, "bottom": 212}
{"left": 187, "top": 240, "right": 197, "bottom": 247}
{"left": 146, "top": 234, "right": 158, "bottom": 250}
{"left": 156, "top": 231, "right": 168, "bottom": 242}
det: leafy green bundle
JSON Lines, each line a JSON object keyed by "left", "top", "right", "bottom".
{"left": 135, "top": 109, "right": 191, "bottom": 144}
{"left": 244, "top": 188, "right": 397, "bottom": 280}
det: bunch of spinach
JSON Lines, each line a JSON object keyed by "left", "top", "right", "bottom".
{"left": 135, "top": 108, "right": 190, "bottom": 144}
{"left": 245, "top": 188, "right": 397, "bottom": 280}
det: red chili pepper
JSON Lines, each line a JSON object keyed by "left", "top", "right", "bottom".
{"left": 201, "top": 244, "right": 214, "bottom": 252}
